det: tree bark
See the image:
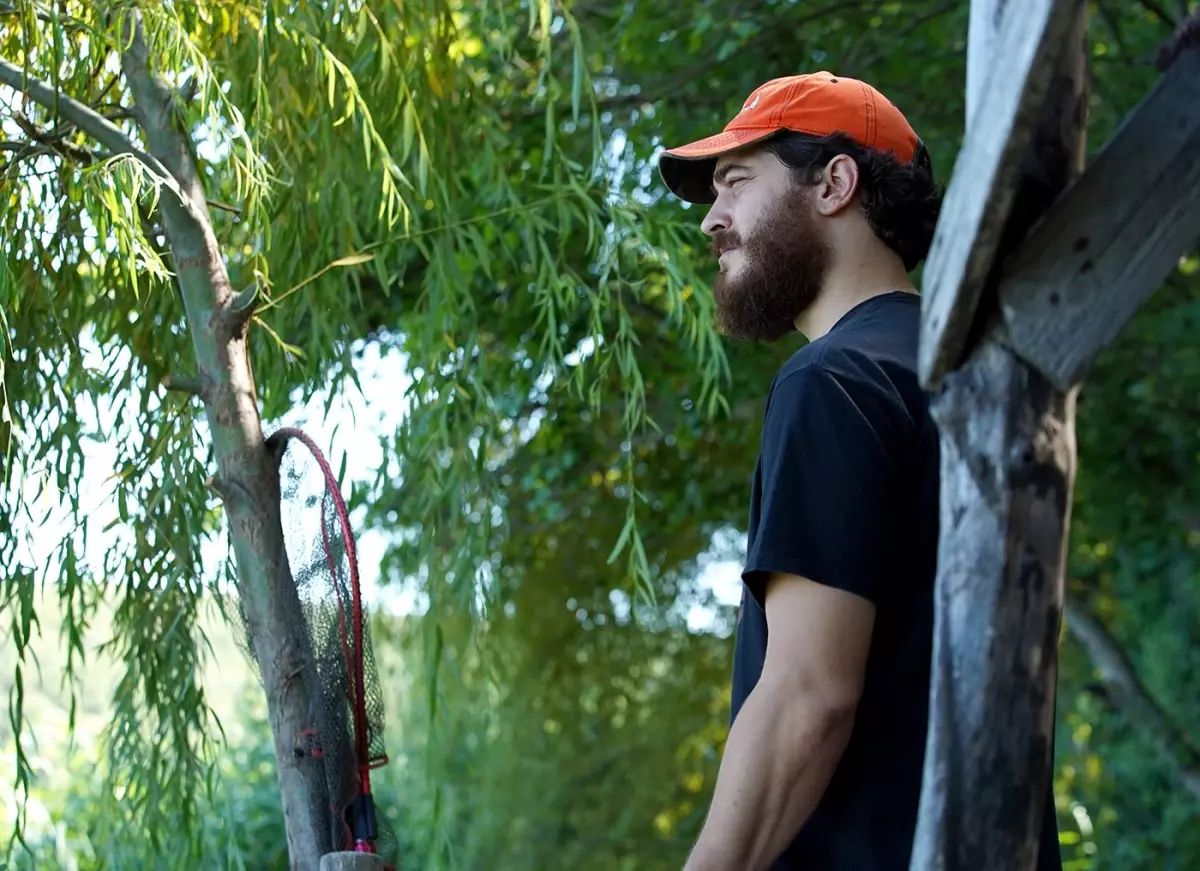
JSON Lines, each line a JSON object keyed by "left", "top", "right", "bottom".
{"left": 113, "top": 15, "right": 329, "bottom": 870}
{"left": 909, "top": 4, "right": 1090, "bottom": 870}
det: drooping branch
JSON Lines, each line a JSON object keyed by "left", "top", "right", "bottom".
{"left": 518, "top": 0, "right": 885, "bottom": 120}
{"left": 1064, "top": 600, "right": 1200, "bottom": 802}
{"left": 0, "top": 57, "right": 191, "bottom": 211}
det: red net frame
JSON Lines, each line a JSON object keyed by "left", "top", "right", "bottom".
{"left": 246, "top": 426, "right": 398, "bottom": 866}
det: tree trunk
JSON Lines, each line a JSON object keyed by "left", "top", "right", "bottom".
{"left": 117, "top": 15, "right": 328, "bottom": 870}
{"left": 909, "top": 5, "right": 1090, "bottom": 870}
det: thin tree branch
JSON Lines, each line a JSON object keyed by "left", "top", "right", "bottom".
{"left": 207, "top": 198, "right": 242, "bottom": 216}
{"left": 0, "top": 58, "right": 155, "bottom": 173}
{"left": 0, "top": 1, "right": 88, "bottom": 25}
{"left": 1064, "top": 599, "right": 1200, "bottom": 801}
{"left": 4, "top": 167, "right": 60, "bottom": 182}
{"left": 0, "top": 139, "right": 53, "bottom": 157}
{"left": 1138, "top": 0, "right": 1179, "bottom": 29}
{"left": 161, "top": 374, "right": 207, "bottom": 398}
{"left": 1, "top": 140, "right": 59, "bottom": 181}
{"left": 0, "top": 58, "right": 195, "bottom": 215}
{"left": 11, "top": 110, "right": 97, "bottom": 164}
{"left": 102, "top": 106, "right": 140, "bottom": 122}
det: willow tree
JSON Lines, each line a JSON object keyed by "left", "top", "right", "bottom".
{"left": 0, "top": 1, "right": 725, "bottom": 867}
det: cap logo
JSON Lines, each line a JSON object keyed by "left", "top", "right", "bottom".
{"left": 738, "top": 92, "right": 760, "bottom": 114}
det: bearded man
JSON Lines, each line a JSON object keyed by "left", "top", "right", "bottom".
{"left": 658, "top": 72, "right": 1063, "bottom": 871}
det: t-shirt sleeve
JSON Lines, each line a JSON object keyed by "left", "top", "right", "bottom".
{"left": 743, "top": 363, "right": 903, "bottom": 608}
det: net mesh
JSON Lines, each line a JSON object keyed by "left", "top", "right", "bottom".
{"left": 232, "top": 427, "right": 398, "bottom": 868}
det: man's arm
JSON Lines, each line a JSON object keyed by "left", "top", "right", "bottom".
{"left": 683, "top": 571, "right": 876, "bottom": 871}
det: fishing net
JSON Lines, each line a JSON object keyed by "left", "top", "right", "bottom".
{"left": 234, "top": 426, "right": 398, "bottom": 867}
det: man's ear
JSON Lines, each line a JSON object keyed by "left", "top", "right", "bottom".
{"left": 812, "top": 154, "right": 860, "bottom": 217}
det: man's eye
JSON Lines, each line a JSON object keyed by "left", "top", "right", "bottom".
{"left": 728, "top": 176, "right": 749, "bottom": 187}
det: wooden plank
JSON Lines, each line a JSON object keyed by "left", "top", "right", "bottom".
{"left": 320, "top": 853, "right": 385, "bottom": 871}
{"left": 909, "top": 3, "right": 1090, "bottom": 869}
{"left": 917, "top": 0, "right": 1084, "bottom": 390}
{"left": 964, "top": 0, "right": 1000, "bottom": 127}
{"left": 1000, "top": 48, "right": 1200, "bottom": 390}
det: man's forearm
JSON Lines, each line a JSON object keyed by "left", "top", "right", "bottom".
{"left": 683, "top": 677, "right": 856, "bottom": 871}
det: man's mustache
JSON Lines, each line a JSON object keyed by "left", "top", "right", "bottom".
{"left": 710, "top": 230, "right": 742, "bottom": 259}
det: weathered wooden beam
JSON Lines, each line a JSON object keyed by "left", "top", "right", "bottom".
{"left": 918, "top": 0, "right": 1084, "bottom": 390}
{"left": 999, "top": 47, "right": 1200, "bottom": 390}
{"left": 910, "top": 2, "right": 1090, "bottom": 869}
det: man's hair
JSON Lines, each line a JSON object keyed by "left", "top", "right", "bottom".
{"left": 764, "top": 131, "right": 944, "bottom": 272}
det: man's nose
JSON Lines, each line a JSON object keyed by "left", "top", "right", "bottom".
{"left": 701, "top": 200, "right": 731, "bottom": 237}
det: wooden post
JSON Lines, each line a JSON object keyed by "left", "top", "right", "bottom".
{"left": 319, "top": 852, "right": 385, "bottom": 871}
{"left": 909, "top": 2, "right": 1090, "bottom": 869}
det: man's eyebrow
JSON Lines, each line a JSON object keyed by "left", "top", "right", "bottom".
{"left": 712, "top": 162, "right": 754, "bottom": 188}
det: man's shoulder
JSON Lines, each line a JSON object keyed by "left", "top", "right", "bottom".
{"left": 765, "top": 343, "right": 926, "bottom": 449}
{"left": 768, "top": 342, "right": 907, "bottom": 410}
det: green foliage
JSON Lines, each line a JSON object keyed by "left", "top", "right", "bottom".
{"left": 1, "top": 721, "right": 285, "bottom": 871}
{"left": 1055, "top": 267, "right": 1200, "bottom": 870}
{"left": 2, "top": 0, "right": 1199, "bottom": 869}
{"left": 0, "top": 590, "right": 282, "bottom": 869}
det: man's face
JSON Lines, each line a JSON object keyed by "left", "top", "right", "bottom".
{"left": 700, "top": 148, "right": 829, "bottom": 341}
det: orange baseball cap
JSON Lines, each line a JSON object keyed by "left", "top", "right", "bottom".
{"left": 659, "top": 71, "right": 924, "bottom": 204}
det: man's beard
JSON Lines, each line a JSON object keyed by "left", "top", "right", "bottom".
{"left": 710, "top": 186, "right": 829, "bottom": 342}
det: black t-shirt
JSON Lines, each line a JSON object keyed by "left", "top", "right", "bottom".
{"left": 730, "top": 291, "right": 1062, "bottom": 871}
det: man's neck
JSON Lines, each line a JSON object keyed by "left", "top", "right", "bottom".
{"left": 795, "top": 258, "right": 918, "bottom": 341}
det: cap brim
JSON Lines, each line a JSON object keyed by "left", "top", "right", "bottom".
{"left": 658, "top": 127, "right": 778, "bottom": 204}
